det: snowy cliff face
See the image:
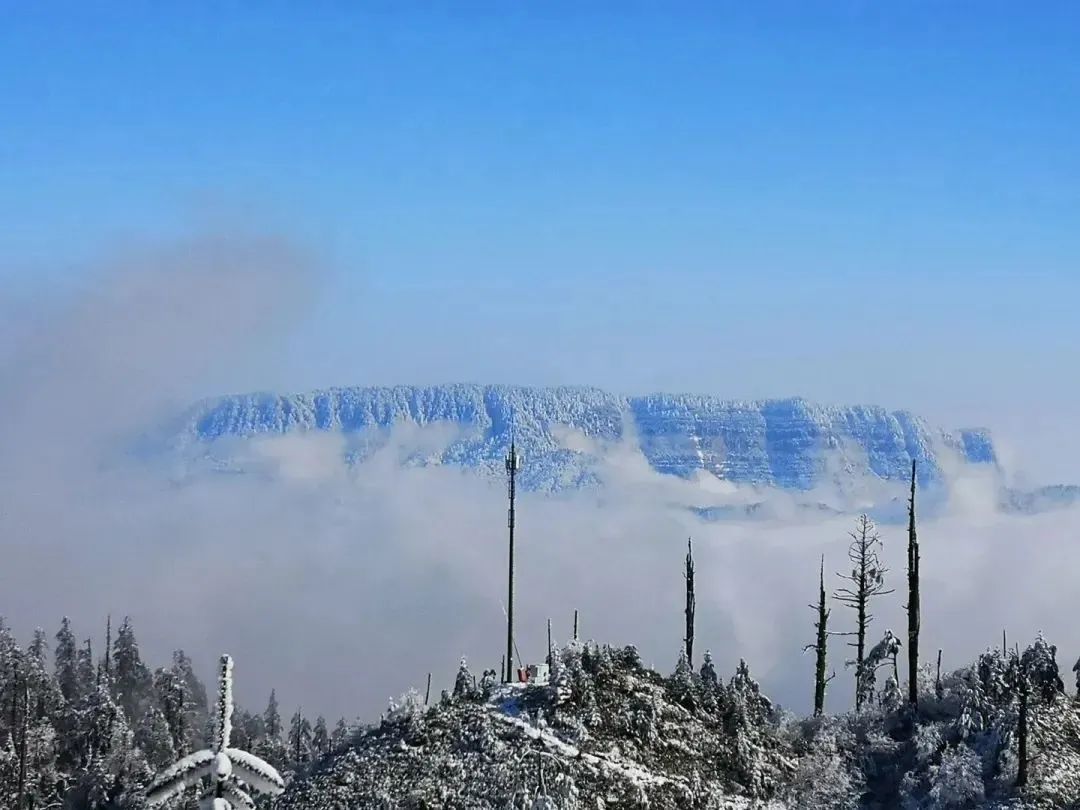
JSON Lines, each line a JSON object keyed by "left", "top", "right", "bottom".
{"left": 176, "top": 384, "right": 995, "bottom": 494}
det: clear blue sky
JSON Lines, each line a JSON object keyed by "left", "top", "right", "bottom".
{"left": 2, "top": 3, "right": 1078, "bottom": 474}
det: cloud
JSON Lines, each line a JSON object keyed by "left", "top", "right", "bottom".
{"left": 2, "top": 231, "right": 1079, "bottom": 727}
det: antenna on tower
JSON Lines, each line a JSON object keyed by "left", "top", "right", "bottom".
{"left": 504, "top": 424, "right": 522, "bottom": 683}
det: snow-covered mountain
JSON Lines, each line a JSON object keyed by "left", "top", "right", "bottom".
{"left": 169, "top": 384, "right": 1002, "bottom": 497}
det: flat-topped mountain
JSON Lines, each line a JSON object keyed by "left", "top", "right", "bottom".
{"left": 171, "top": 384, "right": 998, "bottom": 496}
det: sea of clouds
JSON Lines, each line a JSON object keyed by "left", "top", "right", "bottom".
{"left": 2, "top": 231, "right": 1077, "bottom": 724}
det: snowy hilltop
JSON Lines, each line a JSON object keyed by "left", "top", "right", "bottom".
{"left": 6, "top": 615, "right": 1080, "bottom": 809}
{"left": 278, "top": 638, "right": 1080, "bottom": 810}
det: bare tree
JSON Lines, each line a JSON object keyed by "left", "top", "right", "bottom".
{"left": 684, "top": 538, "right": 696, "bottom": 668}
{"left": 907, "top": 460, "right": 920, "bottom": 710}
{"left": 834, "top": 514, "right": 893, "bottom": 712}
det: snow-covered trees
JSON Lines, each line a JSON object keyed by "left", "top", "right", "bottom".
{"left": 453, "top": 657, "right": 476, "bottom": 700}
{"left": 928, "top": 744, "right": 985, "bottom": 807}
{"left": 288, "top": 709, "right": 313, "bottom": 767}
{"left": 856, "top": 630, "right": 901, "bottom": 711}
{"left": 724, "top": 659, "right": 784, "bottom": 797}
{"left": 55, "top": 617, "right": 81, "bottom": 703}
{"left": 136, "top": 706, "right": 176, "bottom": 770}
{"left": 146, "top": 654, "right": 284, "bottom": 809}
{"left": 114, "top": 617, "right": 154, "bottom": 724}
{"left": 699, "top": 650, "right": 718, "bottom": 688}
{"left": 330, "top": 717, "right": 350, "bottom": 749}
{"left": 263, "top": 689, "right": 282, "bottom": 740}
{"left": 13, "top": 613, "right": 1080, "bottom": 809}
{"left": 312, "top": 716, "right": 329, "bottom": 757}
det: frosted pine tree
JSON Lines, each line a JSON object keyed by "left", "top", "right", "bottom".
{"left": 856, "top": 630, "right": 901, "bottom": 711}
{"left": 55, "top": 617, "right": 81, "bottom": 702}
{"left": 264, "top": 690, "right": 282, "bottom": 739}
{"left": 114, "top": 617, "right": 155, "bottom": 724}
{"left": 453, "top": 657, "right": 475, "bottom": 699}
{"left": 26, "top": 628, "right": 62, "bottom": 721}
{"left": 700, "top": 649, "right": 718, "bottom": 688}
{"left": 146, "top": 654, "right": 284, "bottom": 810}
{"left": 256, "top": 689, "right": 287, "bottom": 769}
{"left": 76, "top": 638, "right": 96, "bottom": 697}
{"left": 136, "top": 705, "right": 177, "bottom": 770}
{"left": 330, "top": 717, "right": 350, "bottom": 749}
{"left": 312, "top": 716, "right": 329, "bottom": 758}
{"left": 288, "top": 709, "right": 313, "bottom": 768}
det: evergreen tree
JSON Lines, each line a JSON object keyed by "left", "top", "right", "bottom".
{"left": 229, "top": 707, "right": 254, "bottom": 751}
{"left": 700, "top": 650, "right": 718, "bottom": 688}
{"left": 22, "top": 717, "right": 61, "bottom": 810}
{"left": 257, "top": 689, "right": 287, "bottom": 769}
{"left": 26, "top": 628, "right": 61, "bottom": 722}
{"left": 724, "top": 659, "right": 777, "bottom": 797}
{"left": 135, "top": 705, "right": 176, "bottom": 769}
{"left": 480, "top": 668, "right": 498, "bottom": 698}
{"left": 671, "top": 647, "right": 695, "bottom": 708}
{"left": 312, "top": 715, "right": 329, "bottom": 757}
{"left": 289, "top": 708, "right": 313, "bottom": 767}
{"left": 77, "top": 638, "right": 96, "bottom": 694}
{"left": 330, "top": 717, "right": 350, "bottom": 749}
{"left": 264, "top": 690, "right": 282, "bottom": 739}
{"left": 833, "top": 514, "right": 893, "bottom": 712}
{"left": 453, "top": 658, "right": 475, "bottom": 700}
{"left": 0, "top": 619, "right": 22, "bottom": 746}
{"left": 1015, "top": 651, "right": 1030, "bottom": 788}
{"left": 236, "top": 707, "right": 265, "bottom": 750}
{"left": 145, "top": 654, "right": 284, "bottom": 810}
{"left": 113, "top": 617, "right": 154, "bottom": 724}
{"left": 55, "top": 617, "right": 80, "bottom": 703}
{"left": 171, "top": 650, "right": 209, "bottom": 750}
{"left": 151, "top": 650, "right": 208, "bottom": 757}
{"left": 101, "top": 615, "right": 112, "bottom": 685}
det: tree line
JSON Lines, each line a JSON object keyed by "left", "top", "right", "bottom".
{"left": 0, "top": 616, "right": 348, "bottom": 809}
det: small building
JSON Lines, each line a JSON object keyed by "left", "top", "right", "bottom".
{"left": 523, "top": 663, "right": 550, "bottom": 683}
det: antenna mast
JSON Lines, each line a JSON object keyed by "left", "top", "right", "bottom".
{"left": 505, "top": 434, "right": 521, "bottom": 682}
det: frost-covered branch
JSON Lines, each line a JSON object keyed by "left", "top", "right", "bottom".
{"left": 148, "top": 654, "right": 284, "bottom": 808}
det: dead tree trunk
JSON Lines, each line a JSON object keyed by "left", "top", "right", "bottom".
{"left": 684, "top": 538, "right": 696, "bottom": 668}
{"left": 907, "top": 459, "right": 921, "bottom": 711}
{"left": 104, "top": 614, "right": 112, "bottom": 683}
{"left": 805, "top": 555, "right": 831, "bottom": 716}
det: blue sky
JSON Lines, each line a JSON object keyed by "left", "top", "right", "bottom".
{"left": 2, "top": 3, "right": 1078, "bottom": 474}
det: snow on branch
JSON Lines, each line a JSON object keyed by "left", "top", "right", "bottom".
{"left": 146, "top": 750, "right": 215, "bottom": 805}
